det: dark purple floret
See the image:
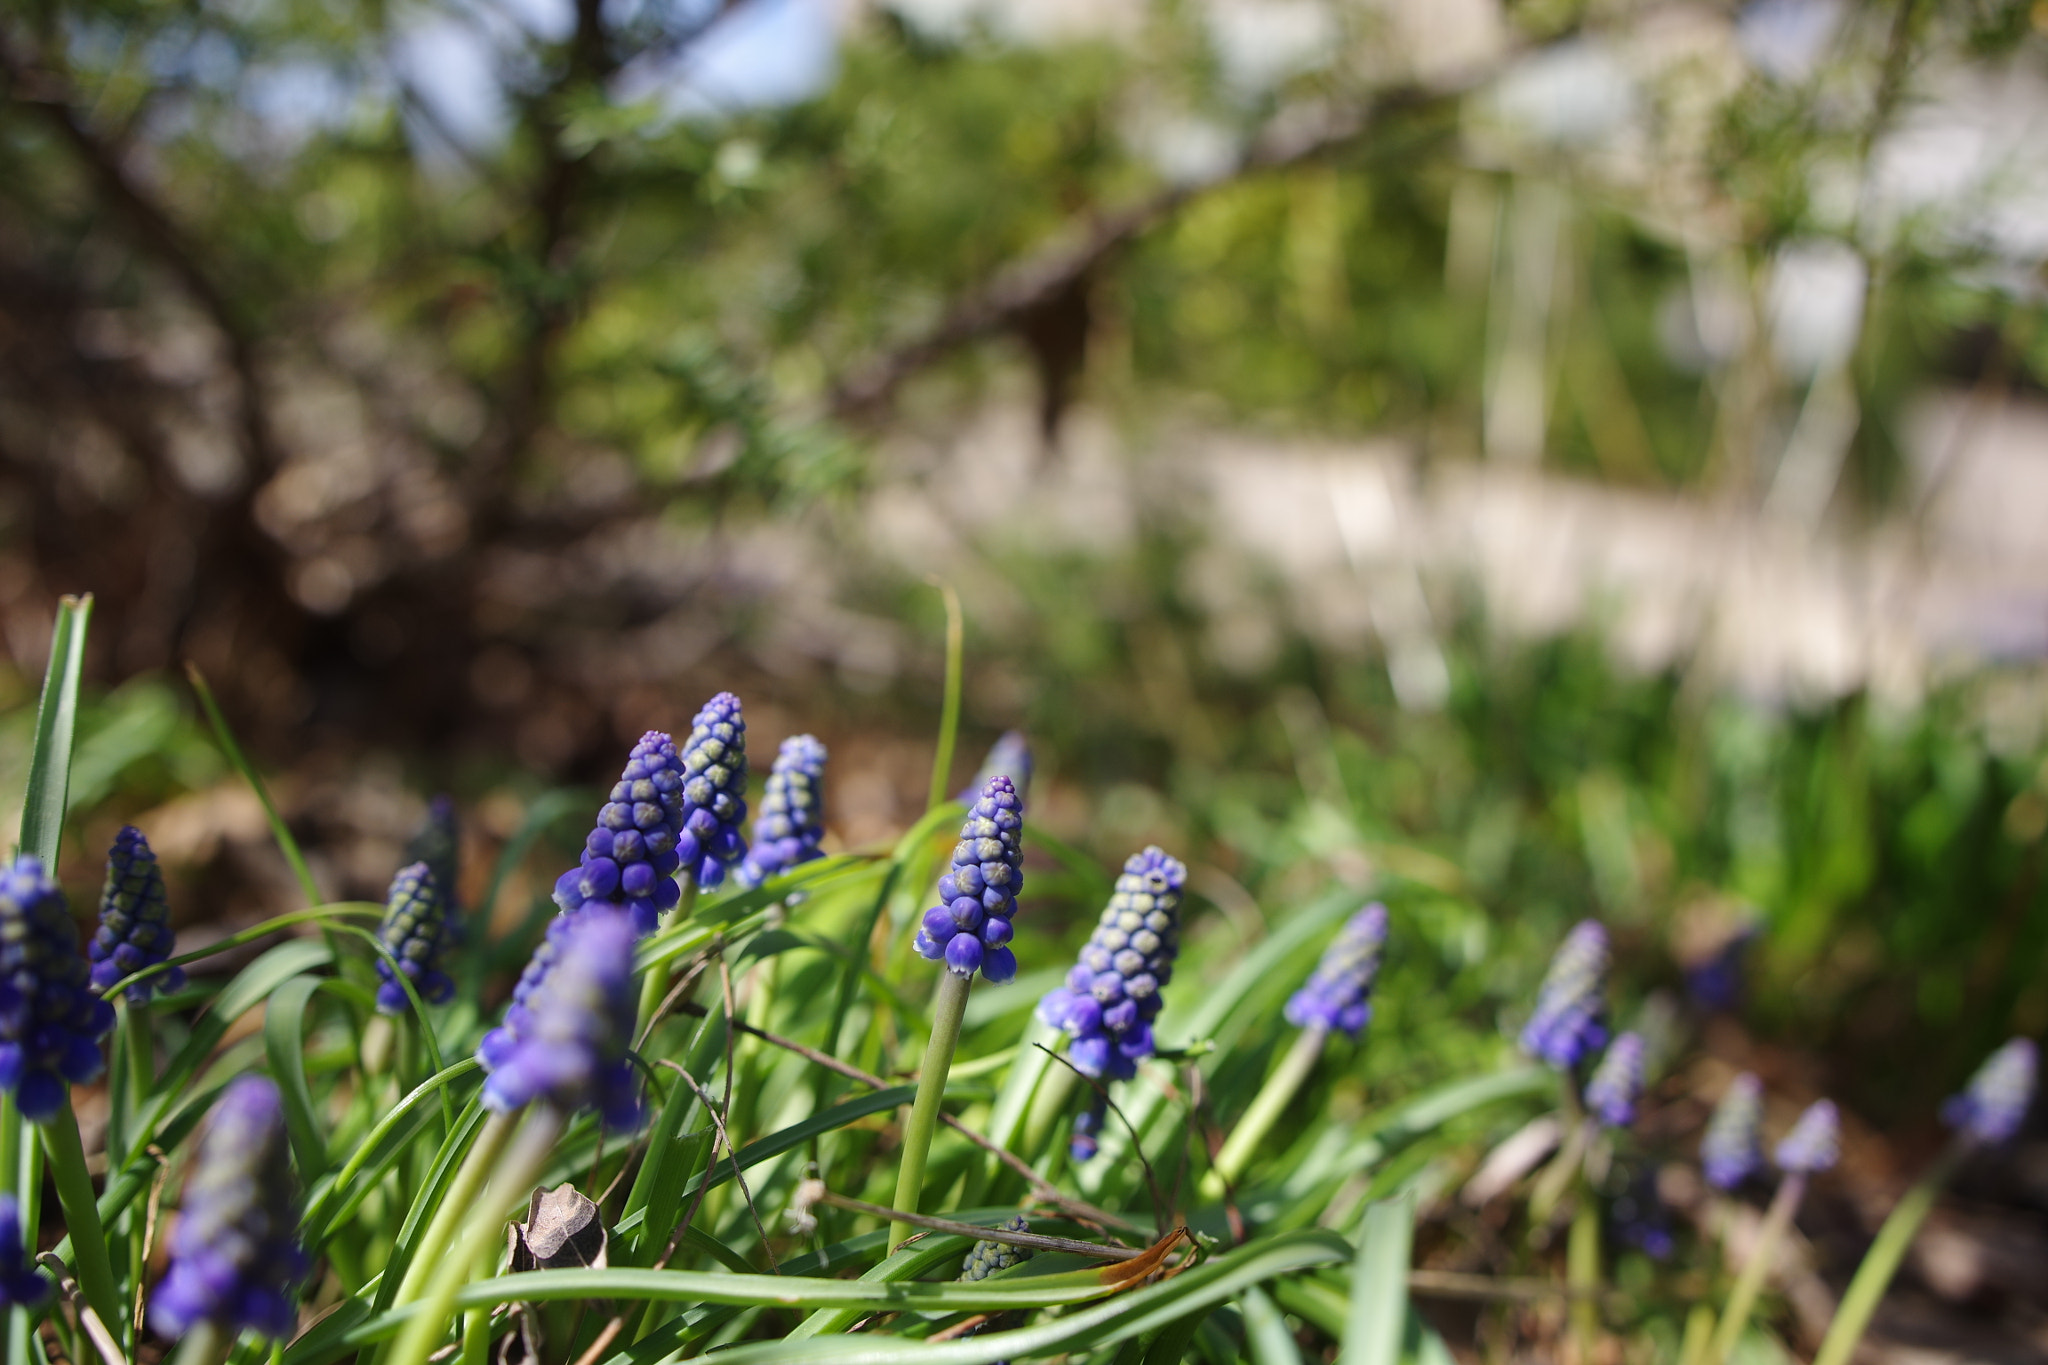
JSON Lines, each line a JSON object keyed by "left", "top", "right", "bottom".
{"left": 0, "top": 855, "right": 114, "bottom": 1120}
{"left": 480, "top": 906, "right": 641, "bottom": 1129}
{"left": 373, "top": 862, "right": 459, "bottom": 1015}
{"left": 1585, "top": 1032, "right": 1645, "bottom": 1129}
{"left": 1070, "top": 1094, "right": 1108, "bottom": 1163}
{"left": 1037, "top": 847, "right": 1186, "bottom": 1083}
{"left": 913, "top": 776, "right": 1024, "bottom": 984}
{"left": 90, "top": 826, "right": 186, "bottom": 1004}
{"left": 1701, "top": 1072, "right": 1765, "bottom": 1191}
{"left": 1942, "top": 1038, "right": 2036, "bottom": 1145}
{"left": 552, "top": 731, "right": 687, "bottom": 937}
{"left": 151, "top": 1075, "right": 306, "bottom": 1340}
{"left": 1520, "top": 920, "right": 1611, "bottom": 1070}
{"left": 961, "top": 731, "right": 1032, "bottom": 810}
{"left": 1774, "top": 1099, "right": 1839, "bottom": 1175}
{"left": 1284, "top": 903, "right": 1389, "bottom": 1038}
{"left": 403, "top": 795, "right": 461, "bottom": 910}
{"left": 0, "top": 1194, "right": 50, "bottom": 1310}
{"left": 736, "top": 734, "right": 827, "bottom": 889}
{"left": 675, "top": 693, "right": 750, "bottom": 891}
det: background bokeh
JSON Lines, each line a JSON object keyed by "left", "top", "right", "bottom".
{"left": 6, "top": 0, "right": 2048, "bottom": 1355}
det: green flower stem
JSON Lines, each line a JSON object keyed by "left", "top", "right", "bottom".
{"left": 120, "top": 999, "right": 153, "bottom": 1159}
{"left": 387, "top": 1107, "right": 563, "bottom": 1365}
{"left": 1708, "top": 1172, "right": 1807, "bottom": 1365}
{"left": 1200, "top": 1026, "right": 1329, "bottom": 1199}
{"left": 638, "top": 877, "right": 701, "bottom": 1038}
{"left": 1678, "top": 1304, "right": 1716, "bottom": 1365}
{"left": 362, "top": 1015, "right": 398, "bottom": 1078}
{"left": 1811, "top": 1144, "right": 1964, "bottom": 1365}
{"left": 890, "top": 970, "right": 972, "bottom": 1253}
{"left": 1568, "top": 1186, "right": 1601, "bottom": 1360}
{"left": 40, "top": 1103, "right": 123, "bottom": 1336}
{"left": 167, "top": 1320, "right": 228, "bottom": 1365}
{"left": 1018, "top": 1054, "right": 1078, "bottom": 1169}
{"left": 390, "top": 1108, "right": 520, "bottom": 1311}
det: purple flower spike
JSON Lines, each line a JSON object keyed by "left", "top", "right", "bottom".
{"left": 0, "top": 1194, "right": 51, "bottom": 1310}
{"left": 1701, "top": 1072, "right": 1765, "bottom": 1190}
{"left": 914, "top": 776, "right": 1024, "bottom": 983}
{"left": 736, "top": 734, "right": 827, "bottom": 889}
{"left": 1942, "top": 1038, "right": 2036, "bottom": 1146}
{"left": 1038, "top": 848, "right": 1186, "bottom": 1089}
{"left": 677, "top": 693, "right": 750, "bottom": 890}
{"left": 553, "top": 731, "right": 688, "bottom": 937}
{"left": 481, "top": 906, "right": 641, "bottom": 1128}
{"left": 91, "top": 826, "right": 186, "bottom": 1004}
{"left": 961, "top": 731, "right": 1033, "bottom": 810}
{"left": 0, "top": 855, "right": 114, "bottom": 1120}
{"left": 373, "top": 862, "right": 459, "bottom": 1015}
{"left": 1285, "top": 903, "right": 1390, "bottom": 1039}
{"left": 1520, "top": 920, "right": 1611, "bottom": 1070}
{"left": 1586, "top": 1033, "right": 1646, "bottom": 1128}
{"left": 1775, "top": 1100, "right": 1839, "bottom": 1174}
{"left": 403, "top": 795, "right": 461, "bottom": 910}
{"left": 151, "top": 1075, "right": 306, "bottom": 1340}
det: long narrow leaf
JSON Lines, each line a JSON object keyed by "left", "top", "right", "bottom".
{"left": 16, "top": 593, "right": 91, "bottom": 864}
{"left": 1342, "top": 1192, "right": 1417, "bottom": 1365}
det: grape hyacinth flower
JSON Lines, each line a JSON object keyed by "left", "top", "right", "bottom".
{"left": 1285, "top": 902, "right": 1390, "bottom": 1038}
{"left": 962, "top": 730, "right": 1032, "bottom": 809}
{"left": 151, "top": 1075, "right": 307, "bottom": 1340}
{"left": 0, "top": 1194, "right": 50, "bottom": 1310}
{"left": 736, "top": 734, "right": 827, "bottom": 888}
{"left": 1586, "top": 1033, "right": 1646, "bottom": 1128}
{"left": 90, "top": 825, "right": 186, "bottom": 1003}
{"left": 1775, "top": 1100, "right": 1840, "bottom": 1175}
{"left": 914, "top": 776, "right": 1024, "bottom": 984}
{"left": 676, "top": 692, "right": 750, "bottom": 890}
{"left": 1521, "top": 920, "right": 1611, "bottom": 1070}
{"left": 1701, "top": 1072, "right": 1766, "bottom": 1190}
{"left": 960, "top": 1215, "right": 1033, "bottom": 1280}
{"left": 403, "top": 795, "right": 461, "bottom": 909}
{"left": 374, "top": 862, "right": 459, "bottom": 1014}
{"left": 1037, "top": 847, "right": 1187, "bottom": 1081}
{"left": 0, "top": 855, "right": 115, "bottom": 1120}
{"left": 553, "top": 731, "right": 687, "bottom": 937}
{"left": 1941, "top": 1038, "right": 2037, "bottom": 1145}
{"left": 480, "top": 906, "right": 641, "bottom": 1129}
{"left": 478, "top": 912, "right": 578, "bottom": 1074}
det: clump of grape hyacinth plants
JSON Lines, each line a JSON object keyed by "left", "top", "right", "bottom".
{"left": 1701, "top": 1072, "right": 1765, "bottom": 1190}
{"left": 1942, "top": 1037, "right": 2036, "bottom": 1145}
{"left": 914, "top": 775, "right": 1024, "bottom": 984}
{"left": 0, "top": 854, "right": 114, "bottom": 1120}
{"left": 677, "top": 692, "right": 750, "bottom": 890}
{"left": 0, "top": 1194, "right": 50, "bottom": 1310}
{"left": 1285, "top": 901, "right": 1390, "bottom": 1038}
{"left": 151, "top": 1075, "right": 307, "bottom": 1341}
{"left": 1037, "top": 846, "right": 1186, "bottom": 1080}
{"left": 554, "top": 730, "right": 687, "bottom": 936}
{"left": 1586, "top": 1033, "right": 1646, "bottom": 1129}
{"left": 1711, "top": 1096, "right": 1841, "bottom": 1364}
{"left": 373, "top": 861, "right": 459, "bottom": 1014}
{"left": 90, "top": 824, "right": 186, "bottom": 1003}
{"left": 1521, "top": 920, "right": 1611, "bottom": 1070}
{"left": 737, "top": 733, "right": 828, "bottom": 888}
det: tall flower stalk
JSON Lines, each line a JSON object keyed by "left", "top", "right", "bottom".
{"left": 1709, "top": 1099, "right": 1838, "bottom": 1365}
{"left": 93, "top": 826, "right": 184, "bottom": 1139}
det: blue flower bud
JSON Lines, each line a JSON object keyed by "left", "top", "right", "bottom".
{"left": 90, "top": 826, "right": 186, "bottom": 1003}
{"left": 1701, "top": 1072, "right": 1765, "bottom": 1190}
{"left": 480, "top": 906, "right": 641, "bottom": 1128}
{"left": 373, "top": 862, "right": 459, "bottom": 1015}
{"left": 1774, "top": 1099, "right": 1839, "bottom": 1175}
{"left": 0, "top": 855, "right": 114, "bottom": 1120}
{"left": 1284, "top": 903, "right": 1389, "bottom": 1038}
{"left": 151, "top": 1075, "right": 307, "bottom": 1340}
{"left": 1038, "top": 848, "right": 1185, "bottom": 1084}
{"left": 1941, "top": 1038, "right": 2036, "bottom": 1146}
{"left": 1520, "top": 920, "right": 1611, "bottom": 1070}
{"left": 0, "top": 1194, "right": 51, "bottom": 1311}
{"left": 403, "top": 795, "right": 461, "bottom": 909}
{"left": 736, "top": 735, "right": 827, "bottom": 889}
{"left": 959, "top": 1215, "right": 1033, "bottom": 1280}
{"left": 677, "top": 693, "right": 750, "bottom": 890}
{"left": 961, "top": 731, "right": 1032, "bottom": 810}
{"left": 554, "top": 732, "right": 689, "bottom": 936}
{"left": 914, "top": 777, "right": 1023, "bottom": 983}
{"left": 1070, "top": 1094, "right": 1108, "bottom": 1163}
{"left": 1585, "top": 1032, "right": 1646, "bottom": 1128}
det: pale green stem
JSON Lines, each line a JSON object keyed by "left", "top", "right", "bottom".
{"left": 1018, "top": 1056, "right": 1077, "bottom": 1169}
{"left": 1811, "top": 1145, "right": 1964, "bottom": 1365}
{"left": 1200, "top": 1026, "right": 1329, "bottom": 1199}
{"left": 362, "top": 1014, "right": 398, "bottom": 1078}
{"left": 168, "top": 1321, "right": 228, "bottom": 1365}
{"left": 1678, "top": 1304, "right": 1716, "bottom": 1365}
{"left": 1708, "top": 1172, "right": 1807, "bottom": 1365}
{"left": 390, "top": 1109, "right": 519, "bottom": 1310}
{"left": 460, "top": 1303, "right": 493, "bottom": 1365}
{"left": 637, "top": 877, "right": 701, "bottom": 1037}
{"left": 41, "top": 1103, "right": 123, "bottom": 1335}
{"left": 1567, "top": 1187, "right": 1601, "bottom": 1361}
{"left": 890, "top": 970, "right": 972, "bottom": 1252}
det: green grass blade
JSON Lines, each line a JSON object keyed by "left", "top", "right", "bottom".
{"left": 263, "top": 975, "right": 329, "bottom": 1180}
{"left": 16, "top": 593, "right": 91, "bottom": 864}
{"left": 1342, "top": 1192, "right": 1417, "bottom": 1365}
{"left": 925, "top": 579, "right": 964, "bottom": 812}
{"left": 1241, "top": 1285, "right": 1304, "bottom": 1365}
{"left": 186, "top": 663, "right": 322, "bottom": 906}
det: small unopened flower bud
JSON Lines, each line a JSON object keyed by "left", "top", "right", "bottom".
{"left": 913, "top": 776, "right": 1023, "bottom": 984}
{"left": 1070, "top": 1095, "right": 1108, "bottom": 1163}
{"left": 480, "top": 906, "right": 641, "bottom": 1128}
{"left": 677, "top": 693, "right": 750, "bottom": 890}
{"left": 737, "top": 735, "right": 827, "bottom": 888}
{"left": 91, "top": 826, "right": 186, "bottom": 1003}
{"left": 1774, "top": 1100, "right": 1839, "bottom": 1175}
{"left": 1586, "top": 1032, "right": 1646, "bottom": 1128}
{"left": 0, "top": 1194, "right": 50, "bottom": 1310}
{"left": 1942, "top": 1038, "right": 2035, "bottom": 1145}
{"left": 1037, "top": 847, "right": 1186, "bottom": 1081}
{"left": 1701, "top": 1072, "right": 1765, "bottom": 1190}
{"left": 1521, "top": 920, "right": 1610, "bottom": 1070}
{"left": 1285, "top": 903, "right": 1389, "bottom": 1038}
{"left": 373, "top": 862, "right": 459, "bottom": 1014}
{"left": 960, "top": 1215, "right": 1033, "bottom": 1280}
{"left": 0, "top": 855, "right": 114, "bottom": 1120}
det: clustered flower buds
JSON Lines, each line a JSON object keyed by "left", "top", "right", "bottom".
{"left": 1775, "top": 1099, "right": 1840, "bottom": 1175}
{"left": 1036, "top": 847, "right": 1186, "bottom": 1079}
{"left": 90, "top": 825, "right": 186, "bottom": 1003}
{"left": 555, "top": 731, "right": 687, "bottom": 936}
{"left": 1521, "top": 920, "right": 1611, "bottom": 1070}
{"left": 1942, "top": 1038, "right": 2037, "bottom": 1145}
{"left": 677, "top": 693, "right": 750, "bottom": 890}
{"left": 1285, "top": 902, "right": 1390, "bottom": 1038}
{"left": 0, "top": 855, "right": 114, "bottom": 1120}
{"left": 1701, "top": 1072, "right": 1765, "bottom": 1190}
{"left": 1586, "top": 1032, "right": 1646, "bottom": 1128}
{"left": 737, "top": 734, "right": 828, "bottom": 888}
{"left": 963, "top": 731, "right": 1032, "bottom": 809}
{"left": 0, "top": 1194, "right": 50, "bottom": 1311}
{"left": 480, "top": 907, "right": 641, "bottom": 1128}
{"left": 914, "top": 776, "right": 1023, "bottom": 983}
{"left": 374, "top": 862, "right": 459, "bottom": 1014}
{"left": 151, "top": 1075, "right": 307, "bottom": 1340}
{"left": 403, "top": 796, "right": 461, "bottom": 910}
{"left": 959, "top": 1215, "right": 1033, "bottom": 1280}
